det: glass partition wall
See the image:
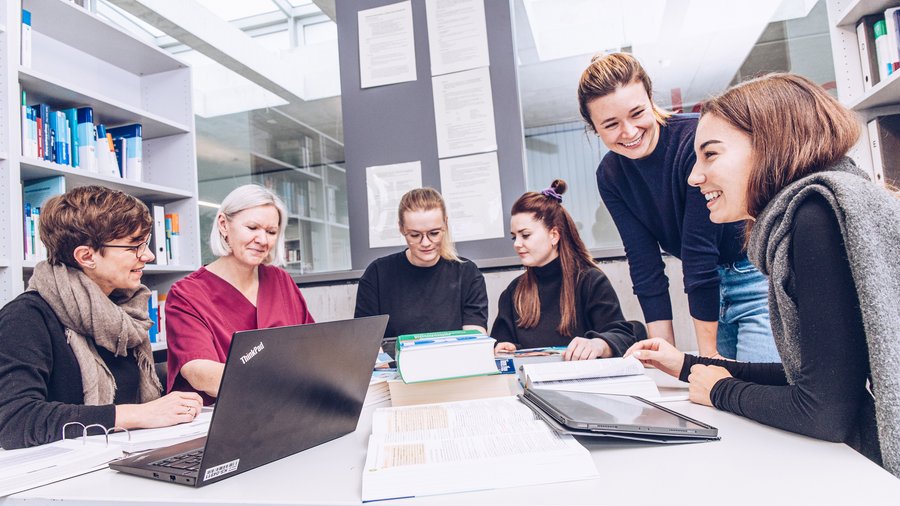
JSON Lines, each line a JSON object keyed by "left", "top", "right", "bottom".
{"left": 196, "top": 109, "right": 349, "bottom": 274}
{"left": 516, "top": 0, "right": 837, "bottom": 251}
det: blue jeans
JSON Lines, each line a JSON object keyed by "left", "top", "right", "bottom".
{"left": 716, "top": 258, "right": 781, "bottom": 362}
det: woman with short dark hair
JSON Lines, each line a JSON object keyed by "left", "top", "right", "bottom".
{"left": 0, "top": 186, "right": 202, "bottom": 449}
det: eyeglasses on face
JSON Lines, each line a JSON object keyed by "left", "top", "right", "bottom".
{"left": 102, "top": 235, "right": 153, "bottom": 259}
{"left": 403, "top": 229, "right": 444, "bottom": 244}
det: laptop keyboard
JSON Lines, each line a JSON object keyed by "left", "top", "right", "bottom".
{"left": 152, "top": 449, "right": 204, "bottom": 472}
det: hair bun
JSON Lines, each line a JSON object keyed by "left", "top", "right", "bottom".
{"left": 550, "top": 179, "right": 568, "bottom": 196}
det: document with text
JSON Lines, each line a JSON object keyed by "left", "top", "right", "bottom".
{"left": 361, "top": 397, "right": 597, "bottom": 501}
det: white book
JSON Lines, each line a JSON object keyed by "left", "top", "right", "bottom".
{"left": 21, "top": 10, "right": 32, "bottom": 68}
{"left": 361, "top": 397, "right": 598, "bottom": 502}
{"left": 522, "top": 356, "right": 662, "bottom": 401}
{"left": 858, "top": 18, "right": 875, "bottom": 90}
{"left": 0, "top": 439, "right": 122, "bottom": 497}
{"left": 396, "top": 333, "right": 497, "bottom": 383}
{"left": 867, "top": 119, "right": 886, "bottom": 186}
{"left": 151, "top": 205, "right": 168, "bottom": 265}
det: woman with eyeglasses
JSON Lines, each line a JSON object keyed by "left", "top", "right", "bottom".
{"left": 0, "top": 186, "right": 203, "bottom": 449}
{"left": 492, "top": 180, "right": 646, "bottom": 360}
{"left": 354, "top": 188, "right": 488, "bottom": 339}
{"left": 165, "top": 185, "right": 314, "bottom": 405}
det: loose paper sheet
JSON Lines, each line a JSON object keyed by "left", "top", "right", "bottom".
{"left": 432, "top": 67, "right": 497, "bottom": 158}
{"left": 439, "top": 152, "right": 504, "bottom": 241}
{"left": 367, "top": 161, "right": 423, "bottom": 248}
{"left": 358, "top": 1, "right": 417, "bottom": 89}
{"left": 425, "top": 0, "right": 490, "bottom": 76}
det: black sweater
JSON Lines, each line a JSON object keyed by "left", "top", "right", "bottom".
{"left": 0, "top": 291, "right": 141, "bottom": 449}
{"left": 491, "top": 258, "right": 645, "bottom": 356}
{"left": 680, "top": 194, "right": 880, "bottom": 465}
{"left": 597, "top": 114, "right": 745, "bottom": 322}
{"left": 354, "top": 252, "right": 488, "bottom": 338}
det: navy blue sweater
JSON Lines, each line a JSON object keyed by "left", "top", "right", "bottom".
{"left": 596, "top": 114, "right": 745, "bottom": 322}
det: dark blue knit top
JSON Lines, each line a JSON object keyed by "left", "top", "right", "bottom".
{"left": 596, "top": 113, "right": 745, "bottom": 322}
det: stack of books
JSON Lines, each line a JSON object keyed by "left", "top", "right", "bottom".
{"left": 389, "top": 330, "right": 510, "bottom": 406}
{"left": 365, "top": 370, "right": 399, "bottom": 407}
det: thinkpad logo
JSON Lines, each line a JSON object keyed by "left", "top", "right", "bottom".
{"left": 240, "top": 342, "right": 265, "bottom": 364}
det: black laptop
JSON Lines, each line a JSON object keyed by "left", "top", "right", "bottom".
{"left": 111, "top": 315, "right": 389, "bottom": 487}
{"left": 519, "top": 387, "right": 719, "bottom": 443}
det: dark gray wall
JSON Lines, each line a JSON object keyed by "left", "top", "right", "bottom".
{"left": 336, "top": 0, "right": 526, "bottom": 270}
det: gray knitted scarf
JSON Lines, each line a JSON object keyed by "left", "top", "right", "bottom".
{"left": 28, "top": 261, "right": 161, "bottom": 406}
{"left": 747, "top": 157, "right": 900, "bottom": 478}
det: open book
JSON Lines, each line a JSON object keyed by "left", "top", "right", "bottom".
{"left": 522, "top": 356, "right": 663, "bottom": 401}
{"left": 361, "top": 397, "right": 598, "bottom": 502}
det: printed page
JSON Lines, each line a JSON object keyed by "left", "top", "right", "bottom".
{"left": 0, "top": 440, "right": 121, "bottom": 497}
{"left": 523, "top": 356, "right": 644, "bottom": 383}
{"left": 362, "top": 398, "right": 598, "bottom": 501}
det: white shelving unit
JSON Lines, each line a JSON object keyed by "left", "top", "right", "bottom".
{"left": 0, "top": 0, "right": 200, "bottom": 307}
{"left": 826, "top": 0, "right": 900, "bottom": 177}
{"left": 247, "top": 108, "right": 349, "bottom": 274}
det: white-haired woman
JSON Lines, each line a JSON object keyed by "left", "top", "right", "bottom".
{"left": 166, "top": 185, "right": 314, "bottom": 404}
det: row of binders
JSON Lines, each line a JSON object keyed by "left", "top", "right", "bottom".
{"left": 20, "top": 90, "right": 143, "bottom": 182}
{"left": 856, "top": 7, "right": 900, "bottom": 90}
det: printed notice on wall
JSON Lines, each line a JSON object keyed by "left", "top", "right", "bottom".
{"left": 358, "top": 1, "right": 417, "bottom": 89}
{"left": 432, "top": 67, "right": 497, "bottom": 158}
{"left": 439, "top": 152, "right": 503, "bottom": 242}
{"left": 425, "top": 0, "right": 489, "bottom": 76}
{"left": 367, "top": 161, "right": 423, "bottom": 248}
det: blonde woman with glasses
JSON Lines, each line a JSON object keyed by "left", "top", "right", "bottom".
{"left": 355, "top": 188, "right": 488, "bottom": 339}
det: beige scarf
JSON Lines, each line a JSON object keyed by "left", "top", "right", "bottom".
{"left": 28, "top": 261, "right": 161, "bottom": 405}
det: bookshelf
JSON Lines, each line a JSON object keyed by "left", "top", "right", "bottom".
{"left": 826, "top": 0, "right": 900, "bottom": 182}
{"left": 247, "top": 108, "right": 349, "bottom": 273}
{"left": 0, "top": 0, "right": 201, "bottom": 307}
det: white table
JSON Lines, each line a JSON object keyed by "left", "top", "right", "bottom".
{"left": 5, "top": 371, "right": 899, "bottom": 505}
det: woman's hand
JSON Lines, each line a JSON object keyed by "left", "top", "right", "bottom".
{"left": 687, "top": 365, "right": 732, "bottom": 407}
{"left": 115, "top": 391, "right": 204, "bottom": 430}
{"left": 624, "top": 338, "right": 685, "bottom": 378}
{"left": 564, "top": 337, "right": 611, "bottom": 361}
{"left": 494, "top": 342, "right": 517, "bottom": 355}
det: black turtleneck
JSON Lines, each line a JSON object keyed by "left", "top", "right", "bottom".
{"left": 490, "top": 258, "right": 645, "bottom": 355}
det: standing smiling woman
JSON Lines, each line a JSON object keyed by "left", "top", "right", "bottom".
{"left": 166, "top": 185, "right": 314, "bottom": 404}
{"left": 355, "top": 188, "right": 488, "bottom": 339}
{"left": 627, "top": 73, "right": 900, "bottom": 476}
{"left": 577, "top": 52, "right": 777, "bottom": 362}
{"left": 492, "top": 180, "right": 644, "bottom": 360}
{"left": 0, "top": 186, "right": 202, "bottom": 449}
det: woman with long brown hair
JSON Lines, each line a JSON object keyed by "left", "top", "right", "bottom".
{"left": 626, "top": 73, "right": 900, "bottom": 476}
{"left": 492, "top": 180, "right": 644, "bottom": 360}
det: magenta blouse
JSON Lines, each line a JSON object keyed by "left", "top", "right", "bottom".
{"left": 165, "top": 264, "right": 314, "bottom": 403}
